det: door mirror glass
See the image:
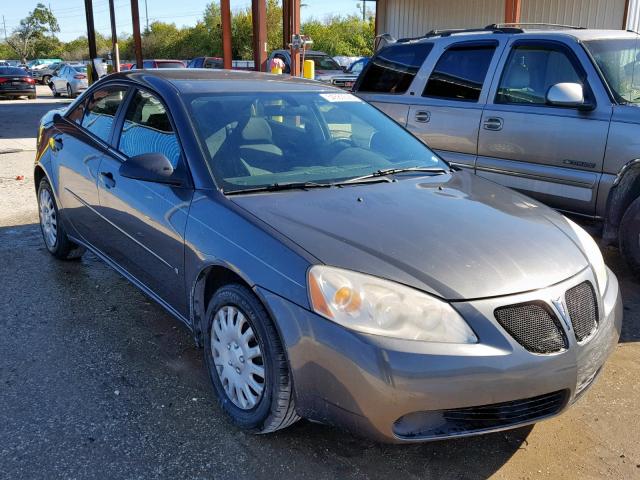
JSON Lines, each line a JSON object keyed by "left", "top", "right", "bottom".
{"left": 119, "top": 153, "right": 184, "bottom": 185}
{"left": 546, "top": 82, "right": 592, "bottom": 109}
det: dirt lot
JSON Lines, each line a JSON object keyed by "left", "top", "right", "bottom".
{"left": 1, "top": 86, "right": 639, "bottom": 479}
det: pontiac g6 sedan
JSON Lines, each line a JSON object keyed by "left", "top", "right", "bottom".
{"left": 34, "top": 70, "right": 622, "bottom": 442}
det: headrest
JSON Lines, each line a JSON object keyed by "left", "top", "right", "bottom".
{"left": 242, "top": 117, "right": 272, "bottom": 142}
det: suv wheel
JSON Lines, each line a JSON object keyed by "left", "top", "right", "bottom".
{"left": 37, "top": 178, "right": 85, "bottom": 260}
{"left": 620, "top": 196, "right": 640, "bottom": 279}
{"left": 204, "top": 284, "right": 299, "bottom": 433}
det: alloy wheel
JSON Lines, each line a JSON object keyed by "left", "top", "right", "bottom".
{"left": 39, "top": 188, "right": 57, "bottom": 249}
{"left": 210, "top": 305, "right": 265, "bottom": 410}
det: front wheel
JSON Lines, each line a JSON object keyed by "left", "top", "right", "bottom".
{"left": 51, "top": 83, "right": 60, "bottom": 97}
{"left": 66, "top": 84, "right": 74, "bottom": 98}
{"left": 204, "top": 284, "right": 299, "bottom": 433}
{"left": 41, "top": 75, "right": 50, "bottom": 85}
{"left": 37, "top": 178, "right": 85, "bottom": 260}
{"left": 620, "top": 196, "right": 640, "bottom": 279}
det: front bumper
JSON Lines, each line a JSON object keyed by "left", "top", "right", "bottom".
{"left": 257, "top": 267, "right": 622, "bottom": 443}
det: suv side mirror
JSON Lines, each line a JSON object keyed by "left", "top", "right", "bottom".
{"left": 119, "top": 153, "right": 185, "bottom": 186}
{"left": 546, "top": 83, "right": 594, "bottom": 110}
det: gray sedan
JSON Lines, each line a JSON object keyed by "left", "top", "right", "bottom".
{"left": 50, "top": 64, "right": 88, "bottom": 98}
{"left": 34, "top": 70, "right": 622, "bottom": 442}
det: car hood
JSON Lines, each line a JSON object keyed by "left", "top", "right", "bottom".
{"left": 231, "top": 171, "right": 589, "bottom": 300}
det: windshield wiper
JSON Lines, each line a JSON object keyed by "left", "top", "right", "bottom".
{"left": 225, "top": 181, "right": 332, "bottom": 195}
{"left": 343, "top": 166, "right": 450, "bottom": 183}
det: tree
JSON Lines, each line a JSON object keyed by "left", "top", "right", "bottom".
{"left": 6, "top": 3, "right": 60, "bottom": 63}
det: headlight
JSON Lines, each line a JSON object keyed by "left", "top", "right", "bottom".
{"left": 567, "top": 218, "right": 608, "bottom": 296}
{"left": 307, "top": 265, "right": 477, "bottom": 343}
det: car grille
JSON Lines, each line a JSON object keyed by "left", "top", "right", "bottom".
{"left": 494, "top": 302, "right": 567, "bottom": 354}
{"left": 394, "top": 390, "right": 569, "bottom": 439}
{"left": 565, "top": 281, "right": 598, "bottom": 342}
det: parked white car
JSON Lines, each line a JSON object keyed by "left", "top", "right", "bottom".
{"left": 50, "top": 64, "right": 88, "bottom": 98}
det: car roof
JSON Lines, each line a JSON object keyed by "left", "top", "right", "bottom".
{"left": 395, "top": 27, "right": 638, "bottom": 45}
{"left": 105, "top": 68, "right": 341, "bottom": 93}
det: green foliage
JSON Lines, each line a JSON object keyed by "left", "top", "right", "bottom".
{"left": 6, "top": 3, "right": 61, "bottom": 63}
{"left": 14, "top": 1, "right": 374, "bottom": 63}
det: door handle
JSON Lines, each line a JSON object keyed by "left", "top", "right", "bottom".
{"left": 483, "top": 117, "right": 503, "bottom": 131}
{"left": 414, "top": 110, "right": 430, "bottom": 123}
{"left": 100, "top": 171, "right": 116, "bottom": 189}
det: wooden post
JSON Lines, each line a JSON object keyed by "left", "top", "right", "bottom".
{"left": 83, "top": 0, "right": 98, "bottom": 83}
{"left": 622, "top": 0, "right": 630, "bottom": 29}
{"left": 282, "top": 0, "right": 291, "bottom": 50}
{"left": 108, "top": 0, "right": 120, "bottom": 72}
{"left": 252, "top": 0, "right": 267, "bottom": 72}
{"left": 221, "top": 0, "right": 232, "bottom": 69}
{"left": 504, "top": 0, "right": 522, "bottom": 24}
{"left": 131, "top": 0, "right": 143, "bottom": 69}
{"left": 290, "top": 0, "right": 300, "bottom": 77}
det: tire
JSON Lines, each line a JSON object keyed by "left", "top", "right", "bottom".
{"left": 620, "top": 196, "right": 640, "bottom": 279}
{"left": 67, "top": 84, "right": 74, "bottom": 98}
{"left": 41, "top": 75, "right": 50, "bottom": 85}
{"left": 28, "top": 94, "right": 36, "bottom": 100}
{"left": 37, "top": 178, "right": 86, "bottom": 260}
{"left": 51, "top": 83, "right": 60, "bottom": 97}
{"left": 203, "top": 284, "right": 299, "bottom": 434}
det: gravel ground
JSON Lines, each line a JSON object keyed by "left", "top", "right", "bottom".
{"left": 0, "top": 87, "right": 639, "bottom": 480}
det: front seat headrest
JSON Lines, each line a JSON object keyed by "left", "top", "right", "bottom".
{"left": 242, "top": 117, "right": 273, "bottom": 143}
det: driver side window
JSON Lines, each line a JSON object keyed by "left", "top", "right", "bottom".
{"left": 118, "top": 89, "right": 181, "bottom": 167}
{"left": 496, "top": 45, "right": 584, "bottom": 105}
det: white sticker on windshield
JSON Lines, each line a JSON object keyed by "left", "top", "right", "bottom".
{"left": 320, "top": 93, "right": 362, "bottom": 103}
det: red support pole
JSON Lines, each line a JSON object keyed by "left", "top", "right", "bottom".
{"left": 290, "top": 0, "right": 300, "bottom": 77}
{"left": 504, "top": 0, "right": 522, "bottom": 24}
{"left": 283, "top": 0, "right": 291, "bottom": 50}
{"left": 221, "top": 0, "right": 232, "bottom": 69}
{"left": 130, "top": 0, "right": 143, "bottom": 69}
{"left": 252, "top": 0, "right": 267, "bottom": 71}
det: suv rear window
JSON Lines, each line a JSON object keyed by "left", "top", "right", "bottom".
{"left": 423, "top": 45, "right": 496, "bottom": 101}
{"left": 357, "top": 43, "right": 433, "bottom": 94}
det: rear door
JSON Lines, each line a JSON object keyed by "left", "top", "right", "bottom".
{"left": 95, "top": 88, "right": 193, "bottom": 315}
{"left": 405, "top": 40, "right": 504, "bottom": 170}
{"left": 55, "top": 85, "right": 129, "bottom": 244}
{"left": 477, "top": 39, "right": 612, "bottom": 215}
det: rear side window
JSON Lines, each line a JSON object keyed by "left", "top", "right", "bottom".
{"left": 118, "top": 90, "right": 181, "bottom": 167}
{"left": 423, "top": 45, "right": 496, "bottom": 101}
{"left": 80, "top": 86, "right": 128, "bottom": 142}
{"left": 358, "top": 43, "right": 433, "bottom": 94}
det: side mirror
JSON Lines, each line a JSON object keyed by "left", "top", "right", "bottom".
{"left": 546, "top": 82, "right": 594, "bottom": 110}
{"left": 119, "top": 153, "right": 185, "bottom": 186}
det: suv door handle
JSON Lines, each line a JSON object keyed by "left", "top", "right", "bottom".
{"left": 100, "top": 171, "right": 116, "bottom": 189}
{"left": 483, "top": 117, "right": 503, "bottom": 131}
{"left": 414, "top": 110, "right": 430, "bottom": 123}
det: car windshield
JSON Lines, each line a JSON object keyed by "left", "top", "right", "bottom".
{"left": 308, "top": 55, "right": 341, "bottom": 71}
{"left": 585, "top": 37, "right": 640, "bottom": 103}
{"left": 187, "top": 91, "right": 446, "bottom": 193}
{"left": 0, "top": 67, "right": 26, "bottom": 75}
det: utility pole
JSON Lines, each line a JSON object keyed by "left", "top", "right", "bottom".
{"left": 144, "top": 0, "right": 149, "bottom": 32}
{"left": 108, "top": 0, "right": 120, "bottom": 72}
{"left": 251, "top": 0, "right": 267, "bottom": 72}
{"left": 84, "top": 0, "right": 99, "bottom": 84}
{"left": 220, "top": 0, "right": 232, "bottom": 70}
{"left": 2, "top": 15, "right": 7, "bottom": 40}
{"left": 131, "top": 0, "right": 143, "bottom": 69}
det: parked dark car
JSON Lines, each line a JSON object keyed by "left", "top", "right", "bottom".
{"left": 187, "top": 56, "right": 224, "bottom": 69}
{"left": 34, "top": 69, "right": 621, "bottom": 443}
{"left": 0, "top": 66, "right": 36, "bottom": 99}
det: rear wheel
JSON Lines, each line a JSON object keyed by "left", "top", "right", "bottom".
{"left": 37, "top": 178, "right": 85, "bottom": 260}
{"left": 41, "top": 75, "right": 50, "bottom": 85}
{"left": 204, "top": 284, "right": 299, "bottom": 433}
{"left": 28, "top": 94, "right": 36, "bottom": 100}
{"left": 620, "top": 196, "right": 640, "bottom": 279}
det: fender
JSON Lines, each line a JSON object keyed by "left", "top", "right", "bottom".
{"left": 603, "top": 159, "right": 640, "bottom": 246}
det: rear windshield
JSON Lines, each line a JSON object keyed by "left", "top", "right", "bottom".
{"left": 357, "top": 43, "right": 433, "bottom": 94}
{"left": 0, "top": 67, "right": 27, "bottom": 76}
{"left": 307, "top": 55, "right": 341, "bottom": 71}
{"left": 72, "top": 65, "right": 88, "bottom": 72}
{"left": 157, "top": 61, "right": 185, "bottom": 68}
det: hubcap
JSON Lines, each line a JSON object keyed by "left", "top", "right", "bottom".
{"left": 39, "top": 188, "right": 57, "bottom": 248}
{"left": 211, "top": 306, "right": 265, "bottom": 410}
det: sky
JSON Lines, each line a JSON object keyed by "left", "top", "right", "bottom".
{"left": 1, "top": 0, "right": 370, "bottom": 42}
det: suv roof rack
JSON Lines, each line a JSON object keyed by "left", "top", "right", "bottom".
{"left": 487, "top": 22, "right": 587, "bottom": 30}
{"left": 396, "top": 26, "right": 523, "bottom": 43}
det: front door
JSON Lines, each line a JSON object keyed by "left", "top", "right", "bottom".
{"left": 95, "top": 88, "right": 193, "bottom": 316}
{"left": 477, "top": 40, "right": 611, "bottom": 215}
{"left": 405, "top": 41, "right": 503, "bottom": 170}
